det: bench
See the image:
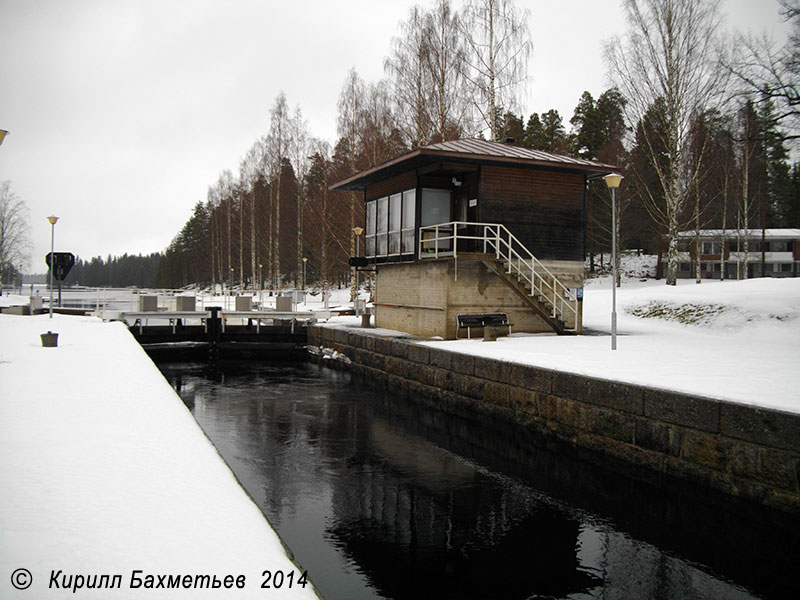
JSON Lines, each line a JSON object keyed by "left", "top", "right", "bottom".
{"left": 456, "top": 313, "right": 512, "bottom": 340}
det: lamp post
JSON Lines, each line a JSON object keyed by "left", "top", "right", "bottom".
{"left": 352, "top": 227, "right": 364, "bottom": 316}
{"left": 47, "top": 215, "right": 59, "bottom": 319}
{"left": 603, "top": 173, "right": 623, "bottom": 350}
{"left": 258, "top": 263, "right": 263, "bottom": 307}
{"left": 302, "top": 257, "right": 308, "bottom": 291}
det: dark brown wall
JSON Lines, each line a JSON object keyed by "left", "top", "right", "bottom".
{"left": 366, "top": 172, "right": 417, "bottom": 201}
{"left": 479, "top": 166, "right": 585, "bottom": 261}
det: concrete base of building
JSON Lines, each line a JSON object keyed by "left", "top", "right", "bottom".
{"left": 374, "top": 256, "right": 583, "bottom": 339}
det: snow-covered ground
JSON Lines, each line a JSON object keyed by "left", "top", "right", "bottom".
{"left": 0, "top": 273, "right": 796, "bottom": 597}
{"left": 307, "top": 276, "right": 799, "bottom": 414}
{"left": 420, "top": 276, "right": 800, "bottom": 414}
{"left": 0, "top": 313, "right": 319, "bottom": 599}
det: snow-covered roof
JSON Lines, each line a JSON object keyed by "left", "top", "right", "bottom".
{"left": 677, "top": 229, "right": 800, "bottom": 239}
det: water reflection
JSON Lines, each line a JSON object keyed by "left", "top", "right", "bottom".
{"left": 160, "top": 361, "right": 789, "bottom": 600}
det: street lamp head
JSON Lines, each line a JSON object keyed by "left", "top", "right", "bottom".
{"left": 0, "top": 130, "right": 8, "bottom": 146}
{"left": 603, "top": 173, "right": 623, "bottom": 189}
{"left": 352, "top": 226, "right": 364, "bottom": 236}
{"left": 303, "top": 257, "right": 308, "bottom": 263}
{"left": 47, "top": 215, "right": 59, "bottom": 225}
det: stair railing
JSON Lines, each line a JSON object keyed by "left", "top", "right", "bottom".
{"left": 418, "top": 222, "right": 578, "bottom": 329}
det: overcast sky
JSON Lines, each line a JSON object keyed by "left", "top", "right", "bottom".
{"left": 0, "top": 0, "right": 789, "bottom": 274}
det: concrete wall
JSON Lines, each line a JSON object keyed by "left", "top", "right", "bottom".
{"left": 375, "top": 257, "right": 581, "bottom": 338}
{"left": 308, "top": 325, "right": 800, "bottom": 515}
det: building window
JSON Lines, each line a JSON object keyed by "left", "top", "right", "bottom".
{"left": 402, "top": 189, "right": 416, "bottom": 254}
{"left": 366, "top": 189, "right": 416, "bottom": 259}
{"left": 702, "top": 241, "right": 721, "bottom": 254}
{"left": 377, "top": 196, "right": 388, "bottom": 256}
{"left": 772, "top": 241, "right": 791, "bottom": 252}
{"left": 389, "top": 193, "right": 402, "bottom": 255}
{"left": 366, "top": 200, "right": 376, "bottom": 257}
{"left": 420, "top": 188, "right": 451, "bottom": 227}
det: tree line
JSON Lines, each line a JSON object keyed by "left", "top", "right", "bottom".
{"left": 157, "top": 0, "right": 799, "bottom": 292}
{"left": 6, "top": 0, "right": 797, "bottom": 290}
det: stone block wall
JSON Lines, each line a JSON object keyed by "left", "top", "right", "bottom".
{"left": 308, "top": 325, "right": 800, "bottom": 515}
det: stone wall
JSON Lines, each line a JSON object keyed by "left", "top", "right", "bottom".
{"left": 308, "top": 324, "right": 800, "bottom": 515}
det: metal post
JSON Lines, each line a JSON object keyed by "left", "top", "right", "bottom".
{"left": 611, "top": 186, "right": 617, "bottom": 350}
{"left": 355, "top": 236, "right": 360, "bottom": 316}
{"left": 47, "top": 216, "right": 58, "bottom": 319}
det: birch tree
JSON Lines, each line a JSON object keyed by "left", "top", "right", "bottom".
{"left": 604, "top": 0, "right": 729, "bottom": 285}
{"left": 240, "top": 139, "right": 267, "bottom": 291}
{"left": 460, "top": 0, "right": 532, "bottom": 141}
{"left": 385, "top": 5, "right": 433, "bottom": 148}
{"left": 728, "top": 0, "right": 800, "bottom": 141}
{"left": 214, "top": 170, "right": 236, "bottom": 290}
{"left": 337, "top": 70, "right": 366, "bottom": 301}
{"left": 267, "top": 92, "right": 291, "bottom": 290}
{"left": 0, "top": 181, "right": 31, "bottom": 284}
{"left": 290, "top": 105, "right": 310, "bottom": 288}
{"left": 427, "top": 0, "right": 471, "bottom": 140}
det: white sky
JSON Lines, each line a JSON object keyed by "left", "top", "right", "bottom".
{"left": 0, "top": 0, "right": 789, "bottom": 273}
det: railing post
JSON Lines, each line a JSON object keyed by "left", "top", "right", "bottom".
{"left": 435, "top": 225, "right": 439, "bottom": 258}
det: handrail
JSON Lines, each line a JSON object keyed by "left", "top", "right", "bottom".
{"left": 418, "top": 221, "right": 577, "bottom": 329}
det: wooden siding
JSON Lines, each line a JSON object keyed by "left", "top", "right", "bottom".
{"left": 365, "top": 171, "right": 417, "bottom": 201}
{"left": 479, "top": 166, "right": 585, "bottom": 261}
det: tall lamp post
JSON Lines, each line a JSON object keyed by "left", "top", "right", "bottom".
{"left": 603, "top": 173, "right": 623, "bottom": 350}
{"left": 258, "top": 263, "right": 263, "bottom": 307}
{"left": 47, "top": 215, "right": 59, "bottom": 319}
{"left": 352, "top": 227, "right": 364, "bottom": 316}
{"left": 302, "top": 257, "right": 308, "bottom": 291}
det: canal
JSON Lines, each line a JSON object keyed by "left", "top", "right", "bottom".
{"left": 158, "top": 360, "right": 795, "bottom": 600}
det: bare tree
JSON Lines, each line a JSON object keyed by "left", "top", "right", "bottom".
{"left": 267, "top": 92, "right": 291, "bottom": 290}
{"left": 213, "top": 170, "right": 236, "bottom": 291}
{"left": 728, "top": 0, "right": 800, "bottom": 141}
{"left": 240, "top": 140, "right": 267, "bottom": 291}
{"left": 0, "top": 181, "right": 31, "bottom": 284}
{"left": 460, "top": 0, "right": 532, "bottom": 140}
{"left": 385, "top": 5, "right": 433, "bottom": 147}
{"left": 604, "top": 0, "right": 729, "bottom": 285}
{"left": 290, "top": 105, "right": 310, "bottom": 288}
{"left": 337, "top": 69, "right": 366, "bottom": 301}
{"left": 361, "top": 80, "right": 399, "bottom": 166}
{"left": 427, "top": 0, "right": 471, "bottom": 140}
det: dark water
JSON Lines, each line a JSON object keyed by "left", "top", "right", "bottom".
{"left": 159, "top": 361, "right": 796, "bottom": 600}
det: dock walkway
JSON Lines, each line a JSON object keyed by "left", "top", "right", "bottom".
{"left": 0, "top": 313, "right": 320, "bottom": 599}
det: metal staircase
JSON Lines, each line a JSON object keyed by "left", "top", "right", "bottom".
{"left": 418, "top": 222, "right": 578, "bottom": 334}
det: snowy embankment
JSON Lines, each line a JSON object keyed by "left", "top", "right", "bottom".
{"left": 422, "top": 277, "right": 800, "bottom": 414}
{"left": 0, "top": 313, "right": 319, "bottom": 599}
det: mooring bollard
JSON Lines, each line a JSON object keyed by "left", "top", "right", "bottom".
{"left": 41, "top": 331, "right": 59, "bottom": 347}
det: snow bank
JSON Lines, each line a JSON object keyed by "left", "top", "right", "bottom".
{"left": 420, "top": 278, "right": 800, "bottom": 414}
{"left": 0, "top": 314, "right": 319, "bottom": 599}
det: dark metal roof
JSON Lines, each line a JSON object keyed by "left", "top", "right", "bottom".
{"left": 331, "top": 138, "right": 618, "bottom": 191}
